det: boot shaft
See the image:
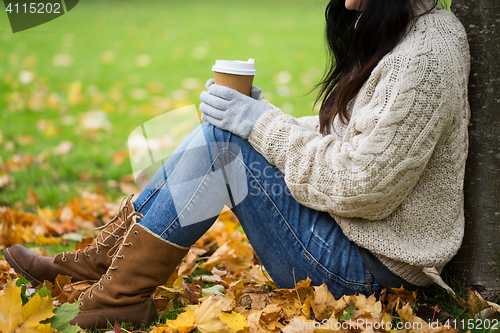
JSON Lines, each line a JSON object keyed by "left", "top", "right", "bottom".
{"left": 91, "top": 195, "right": 137, "bottom": 249}
{"left": 54, "top": 210, "right": 142, "bottom": 280}
{"left": 80, "top": 223, "right": 188, "bottom": 310}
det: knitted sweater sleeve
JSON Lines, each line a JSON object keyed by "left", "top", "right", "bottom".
{"left": 295, "top": 115, "right": 320, "bottom": 132}
{"left": 248, "top": 52, "right": 455, "bottom": 220}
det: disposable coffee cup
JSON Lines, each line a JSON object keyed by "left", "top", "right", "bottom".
{"left": 211, "top": 58, "right": 257, "bottom": 96}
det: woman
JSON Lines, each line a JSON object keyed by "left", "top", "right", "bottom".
{"left": 4, "top": 0, "right": 470, "bottom": 329}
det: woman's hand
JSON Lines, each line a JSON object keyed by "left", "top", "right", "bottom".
{"left": 199, "top": 79, "right": 272, "bottom": 139}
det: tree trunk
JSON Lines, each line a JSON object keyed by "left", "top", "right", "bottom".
{"left": 447, "top": 0, "right": 500, "bottom": 300}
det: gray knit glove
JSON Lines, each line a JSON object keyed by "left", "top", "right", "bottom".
{"left": 199, "top": 80, "right": 272, "bottom": 139}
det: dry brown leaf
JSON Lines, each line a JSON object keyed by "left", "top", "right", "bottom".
{"left": 467, "top": 289, "right": 490, "bottom": 316}
{"left": 0, "top": 207, "right": 36, "bottom": 247}
{"left": 246, "top": 309, "right": 278, "bottom": 333}
{"left": 311, "top": 283, "right": 336, "bottom": 321}
{"left": 352, "top": 293, "right": 382, "bottom": 320}
{"left": 42, "top": 274, "right": 74, "bottom": 300}
{"left": 226, "top": 279, "right": 246, "bottom": 300}
{"left": 212, "top": 267, "right": 228, "bottom": 276}
{"left": 118, "top": 181, "right": 141, "bottom": 197}
{"left": 260, "top": 303, "right": 282, "bottom": 330}
{"left": 386, "top": 286, "right": 418, "bottom": 312}
{"left": 314, "top": 316, "right": 343, "bottom": 333}
{"left": 75, "top": 237, "right": 93, "bottom": 251}
{"left": 61, "top": 280, "right": 95, "bottom": 303}
{"left": 240, "top": 265, "right": 274, "bottom": 287}
{"left": 178, "top": 249, "right": 200, "bottom": 277}
{"left": 182, "top": 277, "right": 203, "bottom": 304}
{"left": 200, "top": 230, "right": 255, "bottom": 273}
{"left": 276, "top": 291, "right": 301, "bottom": 321}
{"left": 397, "top": 303, "right": 455, "bottom": 333}
{"left": 235, "top": 288, "right": 277, "bottom": 311}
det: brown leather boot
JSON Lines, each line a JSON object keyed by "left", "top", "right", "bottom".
{"left": 4, "top": 194, "right": 142, "bottom": 287}
{"left": 70, "top": 223, "right": 189, "bottom": 329}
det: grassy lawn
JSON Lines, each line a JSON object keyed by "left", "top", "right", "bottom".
{"left": 0, "top": 0, "right": 326, "bottom": 208}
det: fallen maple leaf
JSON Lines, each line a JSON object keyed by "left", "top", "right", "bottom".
{"left": 219, "top": 311, "right": 247, "bottom": 332}
{"left": 0, "top": 279, "right": 55, "bottom": 333}
{"left": 40, "top": 301, "right": 82, "bottom": 333}
{"left": 467, "top": 288, "right": 491, "bottom": 316}
{"left": 246, "top": 309, "right": 277, "bottom": 333}
{"left": 61, "top": 280, "right": 95, "bottom": 303}
{"left": 352, "top": 293, "right": 382, "bottom": 320}
{"left": 182, "top": 278, "right": 203, "bottom": 304}
{"left": 386, "top": 286, "right": 418, "bottom": 312}
{"left": 260, "top": 303, "right": 282, "bottom": 330}
{"left": 234, "top": 288, "right": 277, "bottom": 312}
{"left": 194, "top": 295, "right": 235, "bottom": 333}
{"left": 310, "top": 283, "right": 336, "bottom": 321}
{"left": 151, "top": 306, "right": 196, "bottom": 333}
{"left": 178, "top": 250, "right": 200, "bottom": 277}
{"left": 43, "top": 274, "right": 74, "bottom": 302}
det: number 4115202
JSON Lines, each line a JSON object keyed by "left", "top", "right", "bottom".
{"left": 5, "top": 2, "right": 62, "bottom": 14}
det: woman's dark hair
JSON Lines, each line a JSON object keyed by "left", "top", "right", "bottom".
{"left": 317, "top": 0, "right": 436, "bottom": 134}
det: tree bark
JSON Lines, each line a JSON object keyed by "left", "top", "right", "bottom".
{"left": 447, "top": 0, "right": 500, "bottom": 300}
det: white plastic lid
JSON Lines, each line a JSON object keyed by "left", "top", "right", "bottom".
{"left": 211, "top": 58, "right": 257, "bottom": 75}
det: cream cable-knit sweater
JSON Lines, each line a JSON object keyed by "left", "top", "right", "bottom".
{"left": 248, "top": 2, "right": 470, "bottom": 286}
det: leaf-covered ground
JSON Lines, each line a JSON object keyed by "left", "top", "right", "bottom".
{"left": 1, "top": 195, "right": 499, "bottom": 333}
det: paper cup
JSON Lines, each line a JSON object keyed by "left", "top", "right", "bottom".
{"left": 212, "top": 58, "right": 257, "bottom": 96}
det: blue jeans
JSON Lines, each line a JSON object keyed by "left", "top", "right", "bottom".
{"left": 133, "top": 123, "right": 381, "bottom": 298}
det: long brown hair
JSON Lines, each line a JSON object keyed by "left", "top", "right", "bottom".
{"left": 317, "top": 0, "right": 436, "bottom": 134}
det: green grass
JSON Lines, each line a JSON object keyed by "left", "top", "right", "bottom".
{"left": 0, "top": 0, "right": 326, "bottom": 209}
{"left": 418, "top": 270, "right": 500, "bottom": 333}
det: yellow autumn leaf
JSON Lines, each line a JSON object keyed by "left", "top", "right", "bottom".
{"left": 381, "top": 312, "right": 394, "bottom": 332}
{"left": 352, "top": 293, "right": 382, "bottom": 319}
{"left": 194, "top": 295, "right": 235, "bottom": 333}
{"left": 151, "top": 306, "right": 196, "bottom": 333}
{"left": 311, "top": 283, "right": 336, "bottom": 321}
{"left": 295, "top": 277, "right": 311, "bottom": 289}
{"left": 0, "top": 279, "right": 55, "bottom": 333}
{"left": 301, "top": 295, "right": 312, "bottom": 318}
{"left": 218, "top": 311, "right": 247, "bottom": 332}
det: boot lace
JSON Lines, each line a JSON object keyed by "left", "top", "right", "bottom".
{"left": 61, "top": 194, "right": 135, "bottom": 262}
{"left": 84, "top": 226, "right": 138, "bottom": 299}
